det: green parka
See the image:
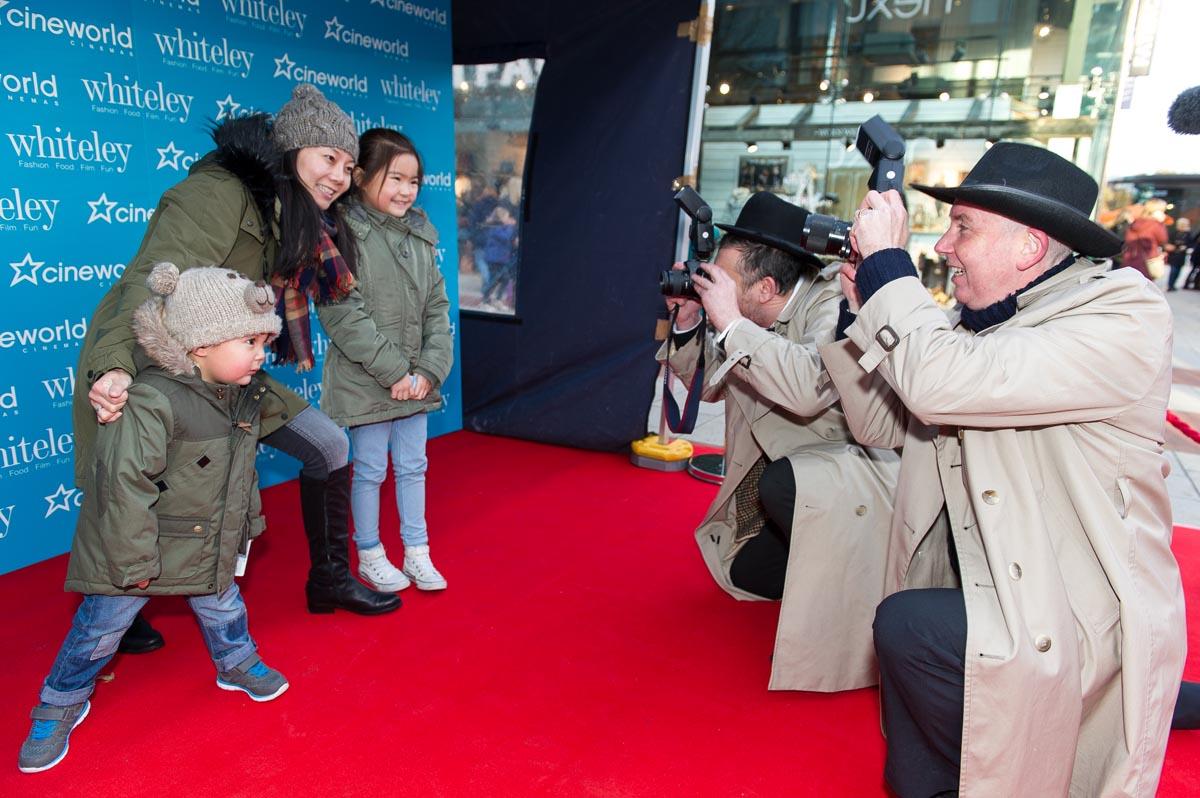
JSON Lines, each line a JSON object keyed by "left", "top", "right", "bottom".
{"left": 65, "top": 331, "right": 269, "bottom": 597}
{"left": 316, "top": 200, "right": 453, "bottom": 427}
{"left": 72, "top": 116, "right": 308, "bottom": 486}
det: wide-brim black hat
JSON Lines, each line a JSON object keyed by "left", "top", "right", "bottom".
{"left": 716, "top": 192, "right": 824, "bottom": 269}
{"left": 910, "top": 142, "right": 1121, "bottom": 257}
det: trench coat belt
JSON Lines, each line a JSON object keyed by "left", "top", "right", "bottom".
{"left": 938, "top": 425, "right": 964, "bottom": 441}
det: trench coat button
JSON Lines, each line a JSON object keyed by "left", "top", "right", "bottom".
{"left": 1009, "top": 562, "right": 1022, "bottom": 580}
{"left": 982, "top": 489, "right": 1000, "bottom": 505}
{"left": 1035, "top": 635, "right": 1052, "bottom": 652}
{"left": 855, "top": 505, "right": 867, "bottom": 516}
{"left": 193, "top": 524, "right": 203, "bottom": 533}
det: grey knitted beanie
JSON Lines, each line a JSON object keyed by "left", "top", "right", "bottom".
{"left": 273, "top": 83, "right": 359, "bottom": 159}
{"left": 147, "top": 263, "right": 282, "bottom": 351}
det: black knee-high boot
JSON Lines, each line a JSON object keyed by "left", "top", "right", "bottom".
{"left": 302, "top": 465, "right": 401, "bottom": 615}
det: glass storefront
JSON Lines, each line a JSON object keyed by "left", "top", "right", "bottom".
{"left": 698, "top": 0, "right": 1133, "bottom": 293}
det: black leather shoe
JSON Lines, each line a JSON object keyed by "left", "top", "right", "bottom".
{"left": 300, "top": 466, "right": 401, "bottom": 616}
{"left": 117, "top": 612, "right": 165, "bottom": 654}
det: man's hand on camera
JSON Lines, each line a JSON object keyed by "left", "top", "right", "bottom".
{"left": 693, "top": 262, "right": 742, "bottom": 334}
{"left": 838, "top": 262, "right": 863, "bottom": 313}
{"left": 665, "top": 262, "right": 703, "bottom": 330}
{"left": 849, "top": 190, "right": 909, "bottom": 261}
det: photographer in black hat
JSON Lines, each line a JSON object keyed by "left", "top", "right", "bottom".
{"left": 820, "top": 142, "right": 1187, "bottom": 797}
{"left": 658, "top": 191, "right": 899, "bottom": 693}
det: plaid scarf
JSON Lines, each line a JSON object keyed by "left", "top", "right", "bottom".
{"left": 271, "top": 216, "right": 355, "bottom": 371}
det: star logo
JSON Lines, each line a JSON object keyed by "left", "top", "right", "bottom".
{"left": 156, "top": 141, "right": 184, "bottom": 170}
{"left": 324, "top": 17, "right": 344, "bottom": 39}
{"left": 214, "top": 93, "right": 241, "bottom": 121}
{"left": 9, "top": 252, "right": 43, "bottom": 287}
{"left": 44, "top": 484, "right": 77, "bottom": 518}
{"left": 273, "top": 53, "right": 295, "bottom": 79}
{"left": 87, "top": 193, "right": 118, "bottom": 224}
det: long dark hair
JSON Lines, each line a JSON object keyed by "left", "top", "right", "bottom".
{"left": 274, "top": 149, "right": 359, "bottom": 280}
{"left": 353, "top": 128, "right": 424, "bottom": 208}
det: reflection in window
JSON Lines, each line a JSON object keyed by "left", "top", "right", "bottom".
{"left": 453, "top": 59, "right": 542, "bottom": 316}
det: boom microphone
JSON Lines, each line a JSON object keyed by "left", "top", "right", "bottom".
{"left": 1168, "top": 86, "right": 1200, "bottom": 135}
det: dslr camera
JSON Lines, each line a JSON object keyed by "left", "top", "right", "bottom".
{"left": 659, "top": 186, "right": 716, "bottom": 301}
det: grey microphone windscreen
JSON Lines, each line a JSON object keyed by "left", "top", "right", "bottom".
{"left": 1168, "top": 86, "right": 1200, "bottom": 134}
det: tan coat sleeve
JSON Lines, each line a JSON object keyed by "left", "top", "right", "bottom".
{"left": 818, "top": 338, "right": 909, "bottom": 450}
{"left": 656, "top": 324, "right": 727, "bottom": 403}
{"left": 845, "top": 275, "right": 1170, "bottom": 428}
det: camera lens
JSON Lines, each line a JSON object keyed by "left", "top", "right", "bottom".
{"left": 659, "top": 266, "right": 700, "bottom": 300}
{"left": 801, "top": 214, "right": 853, "bottom": 258}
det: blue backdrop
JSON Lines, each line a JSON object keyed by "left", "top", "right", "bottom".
{"left": 0, "top": 0, "right": 460, "bottom": 575}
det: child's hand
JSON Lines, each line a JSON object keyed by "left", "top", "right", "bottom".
{"left": 390, "top": 379, "right": 413, "bottom": 401}
{"left": 412, "top": 374, "right": 431, "bottom": 400}
{"left": 136, "top": 579, "right": 149, "bottom": 589}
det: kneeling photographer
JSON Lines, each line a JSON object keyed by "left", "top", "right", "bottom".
{"left": 658, "top": 191, "right": 899, "bottom": 692}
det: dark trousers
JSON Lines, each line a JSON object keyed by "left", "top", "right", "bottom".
{"left": 729, "top": 458, "right": 795, "bottom": 600}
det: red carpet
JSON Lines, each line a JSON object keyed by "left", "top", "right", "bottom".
{"left": 1, "top": 431, "right": 1198, "bottom": 796}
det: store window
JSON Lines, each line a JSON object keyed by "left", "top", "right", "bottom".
{"left": 453, "top": 58, "right": 542, "bottom": 316}
{"left": 699, "top": 0, "right": 1132, "bottom": 299}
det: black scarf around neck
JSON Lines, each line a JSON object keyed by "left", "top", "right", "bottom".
{"left": 958, "top": 254, "right": 1077, "bottom": 333}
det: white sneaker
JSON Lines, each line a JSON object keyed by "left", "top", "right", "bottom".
{"left": 357, "top": 544, "right": 411, "bottom": 592}
{"left": 403, "top": 544, "right": 448, "bottom": 590}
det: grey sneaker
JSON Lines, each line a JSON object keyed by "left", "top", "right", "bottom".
{"left": 18, "top": 701, "right": 90, "bottom": 773}
{"left": 216, "top": 654, "right": 289, "bottom": 702}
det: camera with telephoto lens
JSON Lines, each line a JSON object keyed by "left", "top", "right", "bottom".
{"left": 798, "top": 114, "right": 907, "bottom": 259}
{"left": 659, "top": 186, "right": 716, "bottom": 301}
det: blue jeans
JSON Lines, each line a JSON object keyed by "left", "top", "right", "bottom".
{"left": 39, "top": 584, "right": 256, "bottom": 706}
{"left": 349, "top": 414, "right": 429, "bottom": 550}
{"left": 261, "top": 405, "right": 350, "bottom": 481}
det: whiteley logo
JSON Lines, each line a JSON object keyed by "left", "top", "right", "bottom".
{"left": 221, "top": 0, "right": 305, "bottom": 37}
{"left": 324, "top": 17, "right": 409, "bottom": 58}
{"left": 156, "top": 140, "right": 203, "bottom": 171}
{"left": 6, "top": 125, "right": 132, "bottom": 174}
{"left": 0, "top": 504, "right": 12, "bottom": 538}
{"left": 0, "top": 428, "right": 73, "bottom": 471}
{"left": 347, "top": 109, "right": 402, "bottom": 135}
{"left": 1, "top": 69, "right": 58, "bottom": 105}
{"left": 369, "top": 0, "right": 448, "bottom": 27}
{"left": 273, "top": 53, "right": 367, "bottom": 95}
{"left": 379, "top": 75, "right": 440, "bottom": 109}
{"left": 153, "top": 28, "right": 254, "bottom": 78}
{"left": 0, "top": 3, "right": 134, "bottom": 55}
{"left": 0, "top": 318, "right": 88, "bottom": 351}
{"left": 8, "top": 253, "right": 125, "bottom": 288}
{"left": 41, "top": 365, "right": 75, "bottom": 407}
{"left": 87, "top": 193, "right": 155, "bottom": 225}
{"left": 44, "top": 483, "right": 82, "bottom": 518}
{"left": 215, "top": 93, "right": 261, "bottom": 121}
{"left": 0, "top": 188, "right": 58, "bottom": 232}
{"left": 80, "top": 73, "right": 194, "bottom": 124}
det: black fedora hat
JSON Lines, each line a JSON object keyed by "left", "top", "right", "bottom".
{"left": 910, "top": 142, "right": 1121, "bottom": 257}
{"left": 716, "top": 192, "right": 824, "bottom": 269}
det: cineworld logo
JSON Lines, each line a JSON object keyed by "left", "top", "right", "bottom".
{"left": 8, "top": 252, "right": 125, "bottom": 288}
{"left": 215, "top": 93, "right": 261, "bottom": 121}
{"left": 153, "top": 28, "right": 254, "bottom": 78}
{"left": 81, "top": 72, "right": 195, "bottom": 124}
{"left": 324, "top": 16, "right": 409, "bottom": 58}
{"left": 44, "top": 483, "right": 83, "bottom": 518}
{"left": 347, "top": 109, "right": 402, "bottom": 135}
{"left": 0, "top": 384, "right": 16, "bottom": 417}
{"left": 87, "top": 193, "right": 155, "bottom": 225}
{"left": 1, "top": 69, "right": 59, "bottom": 106}
{"left": 273, "top": 53, "right": 367, "bottom": 96}
{"left": 0, "top": 187, "right": 58, "bottom": 232}
{"left": 379, "top": 74, "right": 440, "bottom": 109}
{"left": 221, "top": 0, "right": 306, "bottom": 37}
{"left": 0, "top": 3, "right": 134, "bottom": 55}
{"left": 0, "top": 429, "right": 73, "bottom": 472}
{"left": 156, "top": 140, "right": 203, "bottom": 171}
{"left": 0, "top": 317, "right": 88, "bottom": 352}
{"left": 369, "top": 0, "right": 448, "bottom": 27}
{"left": 422, "top": 171, "right": 453, "bottom": 191}
{"left": 6, "top": 125, "right": 133, "bottom": 174}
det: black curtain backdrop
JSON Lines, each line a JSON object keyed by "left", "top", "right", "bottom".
{"left": 453, "top": 0, "right": 699, "bottom": 450}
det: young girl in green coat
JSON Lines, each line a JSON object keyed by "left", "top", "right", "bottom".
{"left": 317, "top": 129, "right": 454, "bottom": 592}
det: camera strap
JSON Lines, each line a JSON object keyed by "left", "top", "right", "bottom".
{"left": 663, "top": 305, "right": 706, "bottom": 434}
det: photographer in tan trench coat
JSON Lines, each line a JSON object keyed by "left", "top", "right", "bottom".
{"left": 659, "top": 192, "right": 899, "bottom": 692}
{"left": 821, "top": 143, "right": 1186, "bottom": 797}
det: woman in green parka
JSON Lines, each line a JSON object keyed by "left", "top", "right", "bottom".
{"left": 73, "top": 85, "right": 401, "bottom": 652}
{"left": 317, "top": 129, "right": 454, "bottom": 593}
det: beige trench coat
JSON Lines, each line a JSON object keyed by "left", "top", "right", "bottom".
{"left": 660, "top": 264, "right": 899, "bottom": 692}
{"left": 820, "top": 260, "right": 1185, "bottom": 797}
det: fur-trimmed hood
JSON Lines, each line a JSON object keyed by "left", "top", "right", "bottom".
{"left": 132, "top": 298, "right": 196, "bottom": 377}
{"left": 204, "top": 113, "right": 281, "bottom": 230}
